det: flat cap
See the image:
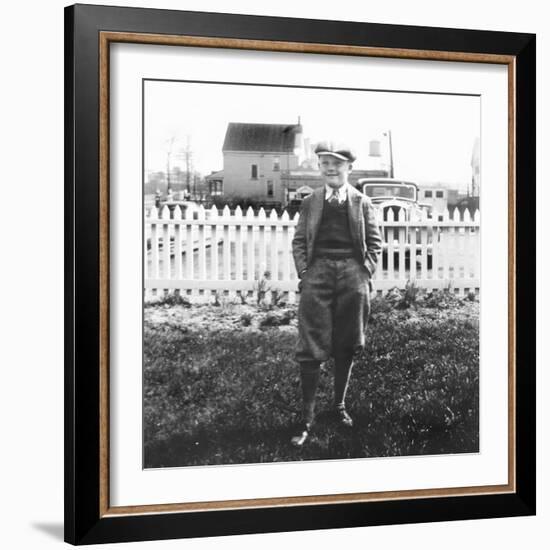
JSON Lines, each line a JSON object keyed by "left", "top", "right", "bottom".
{"left": 314, "top": 141, "right": 356, "bottom": 163}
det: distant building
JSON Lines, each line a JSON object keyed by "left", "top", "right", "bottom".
{"left": 417, "top": 184, "right": 480, "bottom": 218}
{"left": 471, "top": 137, "right": 480, "bottom": 198}
{"left": 209, "top": 121, "right": 304, "bottom": 205}
{"left": 418, "top": 185, "right": 450, "bottom": 214}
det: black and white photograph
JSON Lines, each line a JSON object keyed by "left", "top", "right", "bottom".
{"left": 142, "top": 79, "right": 481, "bottom": 468}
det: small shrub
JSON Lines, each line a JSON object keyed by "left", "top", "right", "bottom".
{"left": 384, "top": 287, "right": 404, "bottom": 307}
{"left": 271, "top": 290, "right": 286, "bottom": 308}
{"left": 397, "top": 280, "right": 421, "bottom": 309}
{"left": 423, "top": 289, "right": 461, "bottom": 310}
{"left": 145, "top": 292, "right": 191, "bottom": 308}
{"left": 255, "top": 270, "right": 271, "bottom": 305}
{"left": 213, "top": 292, "right": 238, "bottom": 312}
{"left": 259, "top": 309, "right": 295, "bottom": 328}
{"left": 370, "top": 294, "right": 394, "bottom": 315}
{"left": 240, "top": 312, "right": 253, "bottom": 326}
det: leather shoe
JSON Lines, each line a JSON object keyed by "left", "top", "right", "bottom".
{"left": 336, "top": 408, "right": 353, "bottom": 428}
{"left": 291, "top": 422, "right": 312, "bottom": 447}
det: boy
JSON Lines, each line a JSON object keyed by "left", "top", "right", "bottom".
{"left": 291, "top": 141, "right": 382, "bottom": 446}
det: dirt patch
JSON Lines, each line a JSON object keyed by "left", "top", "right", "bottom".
{"left": 145, "top": 302, "right": 299, "bottom": 333}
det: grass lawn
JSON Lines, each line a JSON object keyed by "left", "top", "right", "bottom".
{"left": 143, "top": 290, "right": 479, "bottom": 468}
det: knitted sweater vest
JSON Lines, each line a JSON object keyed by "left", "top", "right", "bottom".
{"left": 314, "top": 197, "right": 354, "bottom": 253}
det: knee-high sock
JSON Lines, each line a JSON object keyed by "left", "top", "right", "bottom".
{"left": 299, "top": 361, "right": 321, "bottom": 424}
{"left": 334, "top": 354, "right": 353, "bottom": 410}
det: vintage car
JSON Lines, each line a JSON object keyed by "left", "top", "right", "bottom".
{"left": 357, "top": 178, "right": 434, "bottom": 268}
{"left": 357, "top": 178, "right": 432, "bottom": 221}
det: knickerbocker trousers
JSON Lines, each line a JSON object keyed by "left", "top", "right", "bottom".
{"left": 296, "top": 256, "right": 371, "bottom": 362}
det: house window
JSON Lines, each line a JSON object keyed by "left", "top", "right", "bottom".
{"left": 436, "top": 190, "right": 444, "bottom": 198}
{"left": 267, "top": 180, "right": 274, "bottom": 197}
{"left": 424, "top": 190, "right": 433, "bottom": 198}
{"left": 251, "top": 164, "right": 258, "bottom": 179}
{"left": 273, "top": 157, "right": 280, "bottom": 171}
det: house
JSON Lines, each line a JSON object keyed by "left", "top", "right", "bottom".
{"left": 207, "top": 121, "right": 304, "bottom": 205}
{"left": 206, "top": 120, "right": 390, "bottom": 206}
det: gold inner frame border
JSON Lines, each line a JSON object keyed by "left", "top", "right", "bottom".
{"left": 98, "top": 31, "right": 517, "bottom": 518}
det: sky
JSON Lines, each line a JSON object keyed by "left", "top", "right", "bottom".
{"left": 144, "top": 80, "right": 480, "bottom": 190}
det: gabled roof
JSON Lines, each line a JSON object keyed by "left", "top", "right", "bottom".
{"left": 222, "top": 122, "right": 302, "bottom": 153}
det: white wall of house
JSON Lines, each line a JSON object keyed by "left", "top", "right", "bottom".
{"left": 223, "top": 151, "right": 300, "bottom": 203}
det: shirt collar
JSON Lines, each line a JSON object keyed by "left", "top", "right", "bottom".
{"left": 324, "top": 183, "right": 349, "bottom": 202}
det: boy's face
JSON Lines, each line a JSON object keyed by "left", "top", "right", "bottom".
{"left": 318, "top": 155, "right": 352, "bottom": 188}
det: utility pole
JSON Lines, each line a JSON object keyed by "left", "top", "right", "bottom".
{"left": 383, "top": 130, "right": 394, "bottom": 178}
{"left": 165, "top": 136, "right": 176, "bottom": 195}
{"left": 184, "top": 135, "right": 193, "bottom": 195}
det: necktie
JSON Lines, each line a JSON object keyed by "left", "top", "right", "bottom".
{"left": 329, "top": 190, "right": 340, "bottom": 204}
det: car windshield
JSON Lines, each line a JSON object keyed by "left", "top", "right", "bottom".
{"left": 362, "top": 184, "right": 416, "bottom": 200}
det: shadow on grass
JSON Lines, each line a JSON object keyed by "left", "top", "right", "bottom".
{"left": 145, "top": 398, "right": 478, "bottom": 468}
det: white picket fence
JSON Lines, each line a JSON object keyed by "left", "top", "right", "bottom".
{"left": 144, "top": 204, "right": 480, "bottom": 302}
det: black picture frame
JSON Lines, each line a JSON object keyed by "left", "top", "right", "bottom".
{"left": 65, "top": 3, "right": 536, "bottom": 545}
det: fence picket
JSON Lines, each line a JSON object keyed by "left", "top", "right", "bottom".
{"left": 431, "top": 225, "right": 439, "bottom": 281}
{"left": 174, "top": 206, "right": 182, "bottom": 280}
{"left": 235, "top": 223, "right": 243, "bottom": 282}
{"left": 246, "top": 224, "right": 255, "bottom": 281}
{"left": 281, "top": 211, "right": 291, "bottom": 282}
{"left": 185, "top": 205, "right": 194, "bottom": 279}
{"left": 258, "top": 208, "right": 267, "bottom": 277}
{"left": 387, "top": 226, "right": 394, "bottom": 280}
{"left": 474, "top": 225, "right": 481, "bottom": 280}
{"left": 223, "top": 221, "right": 231, "bottom": 281}
{"left": 398, "top": 224, "right": 406, "bottom": 281}
{"left": 198, "top": 218, "right": 206, "bottom": 281}
{"left": 245, "top": 207, "right": 255, "bottom": 281}
{"left": 420, "top": 225, "right": 428, "bottom": 280}
{"left": 464, "top": 224, "right": 472, "bottom": 279}
{"left": 269, "top": 210, "right": 279, "bottom": 281}
{"left": 209, "top": 206, "right": 219, "bottom": 281}
{"left": 162, "top": 213, "right": 171, "bottom": 281}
